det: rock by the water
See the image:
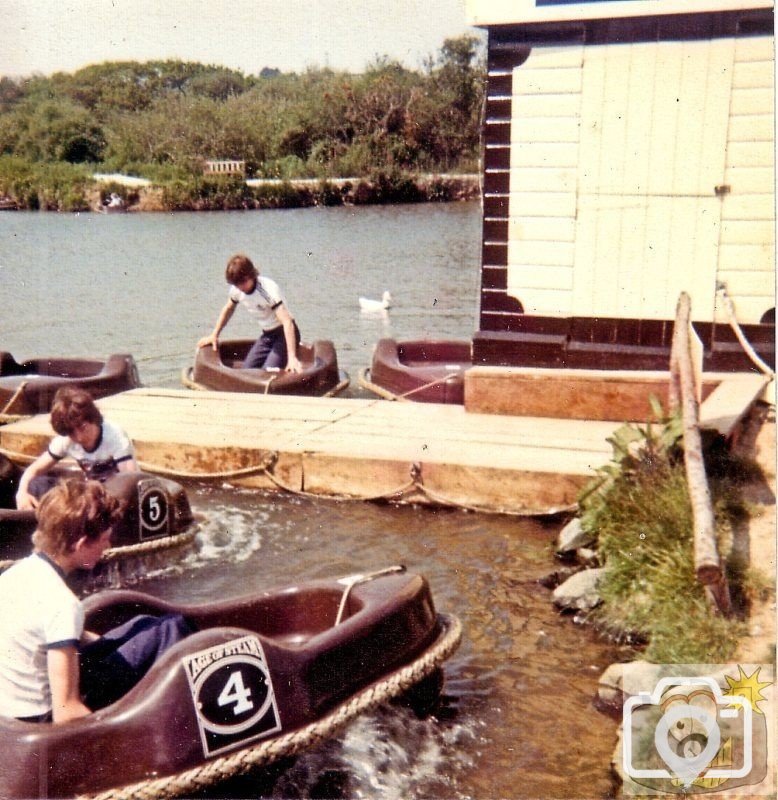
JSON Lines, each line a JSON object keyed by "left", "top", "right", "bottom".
{"left": 555, "top": 517, "right": 595, "bottom": 556}
{"left": 552, "top": 567, "right": 606, "bottom": 611}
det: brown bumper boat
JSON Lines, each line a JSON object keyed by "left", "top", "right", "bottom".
{"left": 359, "top": 338, "right": 472, "bottom": 403}
{"left": 0, "top": 352, "right": 141, "bottom": 416}
{"left": 0, "top": 460, "right": 198, "bottom": 586}
{"left": 183, "top": 339, "right": 349, "bottom": 397}
{"left": 0, "top": 566, "right": 461, "bottom": 799}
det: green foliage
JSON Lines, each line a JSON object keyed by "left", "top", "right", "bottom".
{"left": 579, "top": 398, "right": 749, "bottom": 663}
{"left": 579, "top": 396, "right": 683, "bottom": 536}
{"left": 0, "top": 155, "right": 91, "bottom": 210}
{"left": 0, "top": 37, "right": 484, "bottom": 183}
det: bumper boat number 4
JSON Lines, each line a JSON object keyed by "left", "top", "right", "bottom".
{"left": 1, "top": 566, "right": 460, "bottom": 800}
{"left": 185, "top": 635, "right": 282, "bottom": 758}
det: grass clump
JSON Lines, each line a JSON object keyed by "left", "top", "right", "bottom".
{"left": 579, "top": 399, "right": 748, "bottom": 663}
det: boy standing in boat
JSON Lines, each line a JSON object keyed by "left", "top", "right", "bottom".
{"left": 198, "top": 253, "right": 303, "bottom": 373}
{"left": 0, "top": 479, "right": 191, "bottom": 723}
{"left": 15, "top": 386, "right": 137, "bottom": 510}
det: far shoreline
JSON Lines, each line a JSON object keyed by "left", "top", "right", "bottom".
{"left": 0, "top": 173, "right": 481, "bottom": 214}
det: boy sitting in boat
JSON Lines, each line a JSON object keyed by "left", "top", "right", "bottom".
{"left": 0, "top": 479, "right": 192, "bottom": 723}
{"left": 15, "top": 386, "right": 137, "bottom": 510}
{"left": 197, "top": 253, "right": 303, "bottom": 373}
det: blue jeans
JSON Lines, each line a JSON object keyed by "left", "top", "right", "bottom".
{"left": 244, "top": 322, "right": 300, "bottom": 369}
{"left": 79, "top": 613, "right": 193, "bottom": 710}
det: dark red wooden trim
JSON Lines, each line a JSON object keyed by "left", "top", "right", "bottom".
{"left": 481, "top": 266, "right": 508, "bottom": 290}
{"left": 486, "top": 74, "right": 513, "bottom": 96}
{"left": 482, "top": 218, "right": 509, "bottom": 241}
{"left": 483, "top": 195, "right": 509, "bottom": 217}
{"left": 484, "top": 146, "right": 511, "bottom": 170}
{"left": 480, "top": 291, "right": 525, "bottom": 313}
{"left": 485, "top": 98, "right": 512, "bottom": 120}
{"left": 482, "top": 242, "right": 508, "bottom": 265}
{"left": 483, "top": 170, "right": 510, "bottom": 194}
{"left": 473, "top": 316, "right": 775, "bottom": 372}
{"left": 483, "top": 120, "right": 511, "bottom": 145}
{"left": 487, "top": 9, "right": 773, "bottom": 47}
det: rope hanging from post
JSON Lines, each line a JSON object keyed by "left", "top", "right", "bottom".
{"left": 717, "top": 285, "right": 775, "bottom": 378}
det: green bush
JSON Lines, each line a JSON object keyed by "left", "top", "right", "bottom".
{"left": 249, "top": 181, "right": 314, "bottom": 209}
{"left": 580, "top": 402, "right": 749, "bottom": 663}
{"left": 0, "top": 155, "right": 91, "bottom": 209}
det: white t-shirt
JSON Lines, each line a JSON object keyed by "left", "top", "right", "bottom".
{"left": 228, "top": 275, "right": 290, "bottom": 332}
{"left": 0, "top": 554, "right": 83, "bottom": 718}
{"left": 48, "top": 419, "right": 134, "bottom": 479}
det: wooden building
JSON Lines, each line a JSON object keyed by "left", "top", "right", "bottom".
{"left": 465, "top": 0, "right": 775, "bottom": 372}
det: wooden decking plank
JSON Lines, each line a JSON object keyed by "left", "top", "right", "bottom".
{"left": 293, "top": 433, "right": 609, "bottom": 474}
{"left": 322, "top": 412, "right": 617, "bottom": 451}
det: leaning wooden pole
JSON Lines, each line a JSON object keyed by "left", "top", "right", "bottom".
{"left": 670, "top": 292, "right": 732, "bottom": 616}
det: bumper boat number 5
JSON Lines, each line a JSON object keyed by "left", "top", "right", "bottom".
{"left": 138, "top": 478, "right": 171, "bottom": 539}
{"left": 185, "top": 635, "right": 282, "bottom": 757}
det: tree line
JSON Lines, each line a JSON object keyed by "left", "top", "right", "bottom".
{"left": 0, "top": 36, "right": 484, "bottom": 210}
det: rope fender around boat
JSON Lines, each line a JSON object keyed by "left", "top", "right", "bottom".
{"left": 77, "top": 612, "right": 463, "bottom": 800}
{"left": 0, "top": 526, "right": 200, "bottom": 573}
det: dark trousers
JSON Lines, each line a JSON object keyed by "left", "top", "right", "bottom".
{"left": 79, "top": 613, "right": 193, "bottom": 710}
{"left": 28, "top": 475, "right": 59, "bottom": 500}
{"left": 243, "top": 322, "right": 300, "bottom": 369}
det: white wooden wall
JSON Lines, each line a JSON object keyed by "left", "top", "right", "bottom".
{"left": 716, "top": 36, "right": 775, "bottom": 323}
{"left": 507, "top": 35, "right": 775, "bottom": 323}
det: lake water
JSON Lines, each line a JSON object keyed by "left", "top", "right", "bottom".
{"left": 1, "top": 203, "right": 482, "bottom": 389}
{"left": 0, "top": 203, "right": 621, "bottom": 799}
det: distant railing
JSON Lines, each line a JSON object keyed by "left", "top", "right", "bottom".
{"left": 669, "top": 292, "right": 732, "bottom": 616}
{"left": 203, "top": 160, "right": 246, "bottom": 176}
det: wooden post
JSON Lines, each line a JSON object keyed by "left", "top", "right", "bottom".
{"left": 670, "top": 293, "right": 732, "bottom": 616}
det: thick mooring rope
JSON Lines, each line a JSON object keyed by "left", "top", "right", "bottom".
{"left": 78, "top": 613, "right": 462, "bottom": 800}
{"left": 357, "top": 367, "right": 462, "bottom": 402}
{"left": 0, "top": 442, "right": 570, "bottom": 516}
{"left": 0, "top": 382, "right": 29, "bottom": 418}
{"left": 717, "top": 285, "right": 775, "bottom": 378}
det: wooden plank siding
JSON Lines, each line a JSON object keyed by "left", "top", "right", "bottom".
{"left": 506, "top": 46, "right": 582, "bottom": 317}
{"left": 716, "top": 35, "right": 776, "bottom": 324}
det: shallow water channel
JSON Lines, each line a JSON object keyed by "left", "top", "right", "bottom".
{"left": 133, "top": 485, "right": 623, "bottom": 799}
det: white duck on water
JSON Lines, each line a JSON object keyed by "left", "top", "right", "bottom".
{"left": 359, "top": 291, "right": 392, "bottom": 312}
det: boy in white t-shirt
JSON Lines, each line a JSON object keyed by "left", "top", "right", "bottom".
{"left": 15, "top": 386, "right": 137, "bottom": 510}
{"left": 0, "top": 479, "right": 191, "bottom": 723}
{"left": 197, "top": 253, "right": 303, "bottom": 373}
